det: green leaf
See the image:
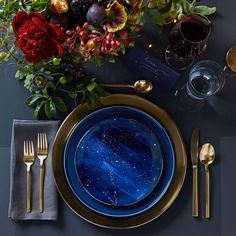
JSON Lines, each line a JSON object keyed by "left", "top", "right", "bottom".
{"left": 87, "top": 25, "right": 96, "bottom": 31}
{"left": 15, "top": 70, "right": 25, "bottom": 80}
{"left": 44, "top": 99, "right": 56, "bottom": 119}
{"left": 34, "top": 100, "right": 45, "bottom": 120}
{"left": 68, "top": 89, "right": 78, "bottom": 99}
{"left": 24, "top": 74, "right": 34, "bottom": 90}
{"left": 19, "top": 0, "right": 49, "bottom": 13}
{"left": 85, "top": 91, "right": 102, "bottom": 108}
{"left": 59, "top": 76, "right": 68, "bottom": 84}
{"left": 52, "top": 97, "right": 67, "bottom": 112}
{"left": 147, "top": 8, "right": 166, "bottom": 26}
{"left": 87, "top": 82, "right": 97, "bottom": 92}
{"left": 25, "top": 94, "right": 42, "bottom": 106}
{"left": 193, "top": 6, "right": 216, "bottom": 16}
{"left": 53, "top": 57, "right": 61, "bottom": 66}
{"left": 46, "top": 81, "right": 55, "bottom": 89}
{"left": 85, "top": 93, "right": 94, "bottom": 108}
{"left": 94, "top": 86, "right": 110, "bottom": 97}
{"left": 107, "top": 56, "right": 115, "bottom": 63}
{"left": 182, "top": 0, "right": 190, "bottom": 13}
{"left": 75, "top": 83, "right": 85, "bottom": 90}
{"left": 94, "top": 56, "right": 103, "bottom": 67}
{"left": 191, "top": 0, "right": 197, "bottom": 7}
{"left": 26, "top": 74, "right": 34, "bottom": 80}
{"left": 0, "top": 52, "right": 9, "bottom": 63}
{"left": 119, "top": 43, "right": 126, "bottom": 55}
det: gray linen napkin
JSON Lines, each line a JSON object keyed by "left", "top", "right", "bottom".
{"left": 8, "top": 120, "right": 60, "bottom": 220}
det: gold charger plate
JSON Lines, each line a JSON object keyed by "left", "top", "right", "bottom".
{"left": 52, "top": 94, "right": 187, "bottom": 229}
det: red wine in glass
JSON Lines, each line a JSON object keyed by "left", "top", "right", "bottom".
{"left": 165, "top": 15, "right": 211, "bottom": 70}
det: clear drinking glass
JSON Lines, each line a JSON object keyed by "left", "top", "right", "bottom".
{"left": 175, "top": 60, "right": 225, "bottom": 111}
{"left": 187, "top": 60, "right": 225, "bottom": 100}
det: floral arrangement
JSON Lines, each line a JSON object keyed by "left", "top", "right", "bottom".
{"left": 0, "top": 0, "right": 216, "bottom": 119}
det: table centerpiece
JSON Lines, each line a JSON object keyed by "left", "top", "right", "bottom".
{"left": 0, "top": 0, "right": 216, "bottom": 119}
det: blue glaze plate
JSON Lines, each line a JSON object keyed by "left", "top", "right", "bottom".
{"left": 75, "top": 117, "right": 163, "bottom": 206}
{"left": 64, "top": 106, "right": 175, "bottom": 217}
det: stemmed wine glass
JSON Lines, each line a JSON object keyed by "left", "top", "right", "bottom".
{"left": 165, "top": 14, "right": 212, "bottom": 70}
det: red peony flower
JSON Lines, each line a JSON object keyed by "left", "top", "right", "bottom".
{"left": 12, "top": 11, "right": 65, "bottom": 64}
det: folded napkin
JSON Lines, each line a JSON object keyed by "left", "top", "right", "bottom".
{"left": 8, "top": 120, "right": 60, "bottom": 220}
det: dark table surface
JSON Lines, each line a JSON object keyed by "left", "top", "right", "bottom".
{"left": 1, "top": 0, "right": 236, "bottom": 235}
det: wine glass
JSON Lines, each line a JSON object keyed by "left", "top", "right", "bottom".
{"left": 165, "top": 14, "right": 211, "bottom": 70}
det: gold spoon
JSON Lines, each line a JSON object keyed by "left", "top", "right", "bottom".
{"left": 99, "top": 80, "right": 153, "bottom": 94}
{"left": 199, "top": 143, "right": 215, "bottom": 219}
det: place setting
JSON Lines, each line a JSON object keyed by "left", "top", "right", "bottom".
{"left": 52, "top": 94, "right": 186, "bottom": 228}
{"left": 1, "top": 0, "right": 236, "bottom": 234}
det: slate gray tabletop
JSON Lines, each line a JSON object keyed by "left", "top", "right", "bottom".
{"left": 1, "top": 0, "right": 236, "bottom": 235}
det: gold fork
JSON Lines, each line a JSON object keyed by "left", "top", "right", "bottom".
{"left": 23, "top": 141, "right": 35, "bottom": 213}
{"left": 37, "top": 133, "right": 48, "bottom": 213}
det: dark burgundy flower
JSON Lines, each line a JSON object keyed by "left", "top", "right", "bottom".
{"left": 12, "top": 11, "right": 65, "bottom": 64}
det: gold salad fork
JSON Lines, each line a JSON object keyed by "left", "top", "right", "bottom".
{"left": 23, "top": 141, "right": 35, "bottom": 213}
{"left": 37, "top": 133, "right": 48, "bottom": 213}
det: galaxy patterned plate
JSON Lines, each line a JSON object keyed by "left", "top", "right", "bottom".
{"left": 63, "top": 106, "right": 175, "bottom": 217}
{"left": 74, "top": 107, "right": 163, "bottom": 206}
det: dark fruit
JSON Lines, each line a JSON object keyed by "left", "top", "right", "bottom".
{"left": 49, "top": 14, "right": 70, "bottom": 29}
{"left": 86, "top": 3, "right": 105, "bottom": 25}
{"left": 69, "top": 0, "right": 91, "bottom": 21}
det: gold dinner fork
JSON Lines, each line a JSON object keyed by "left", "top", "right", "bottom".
{"left": 23, "top": 141, "right": 35, "bottom": 213}
{"left": 37, "top": 133, "right": 48, "bottom": 213}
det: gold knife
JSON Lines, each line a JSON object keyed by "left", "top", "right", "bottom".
{"left": 191, "top": 128, "right": 200, "bottom": 217}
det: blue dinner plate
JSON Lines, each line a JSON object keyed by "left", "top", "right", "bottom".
{"left": 64, "top": 106, "right": 175, "bottom": 217}
{"left": 75, "top": 115, "right": 163, "bottom": 206}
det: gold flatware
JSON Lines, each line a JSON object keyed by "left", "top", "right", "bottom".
{"left": 37, "top": 133, "right": 48, "bottom": 213}
{"left": 99, "top": 80, "right": 153, "bottom": 94}
{"left": 23, "top": 141, "right": 35, "bottom": 213}
{"left": 199, "top": 143, "right": 215, "bottom": 219}
{"left": 190, "top": 128, "right": 200, "bottom": 217}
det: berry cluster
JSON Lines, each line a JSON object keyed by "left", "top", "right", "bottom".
{"left": 64, "top": 22, "right": 90, "bottom": 50}
{"left": 90, "top": 30, "right": 120, "bottom": 54}
{"left": 60, "top": 59, "right": 86, "bottom": 81}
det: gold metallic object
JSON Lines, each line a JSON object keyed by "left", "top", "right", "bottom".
{"left": 99, "top": 80, "right": 153, "bottom": 94}
{"left": 190, "top": 128, "right": 200, "bottom": 217}
{"left": 52, "top": 94, "right": 187, "bottom": 228}
{"left": 226, "top": 45, "right": 236, "bottom": 73}
{"left": 50, "top": 0, "right": 69, "bottom": 14}
{"left": 37, "top": 133, "right": 48, "bottom": 213}
{"left": 199, "top": 143, "right": 215, "bottom": 219}
{"left": 23, "top": 141, "right": 35, "bottom": 213}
